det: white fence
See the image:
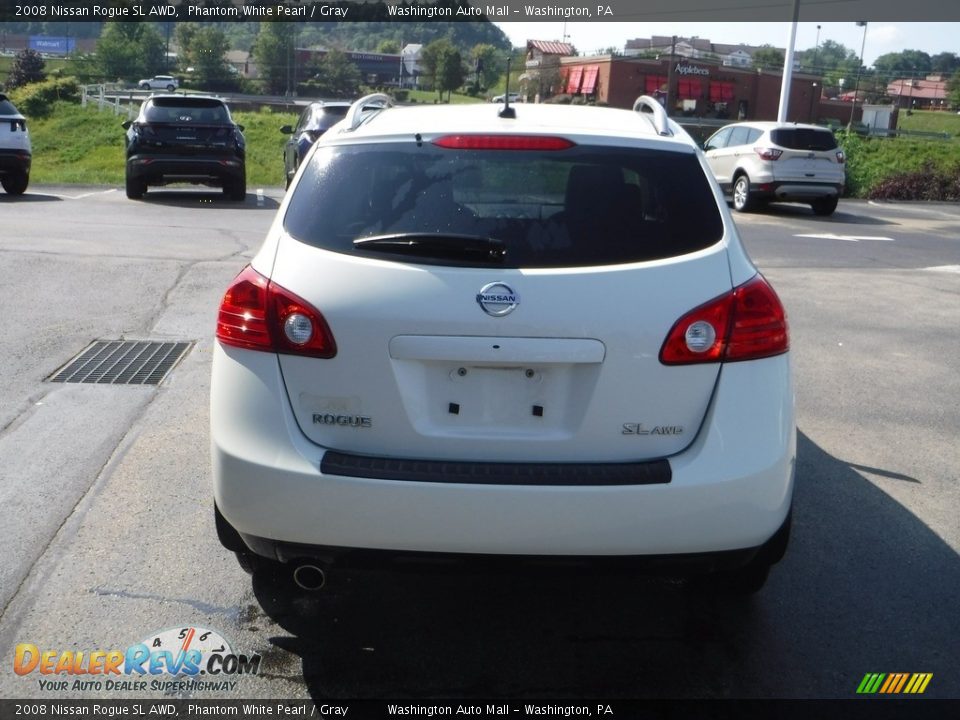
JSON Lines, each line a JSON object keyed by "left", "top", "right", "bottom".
{"left": 80, "top": 85, "right": 153, "bottom": 117}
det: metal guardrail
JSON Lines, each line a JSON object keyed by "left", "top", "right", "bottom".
{"left": 868, "top": 127, "right": 953, "bottom": 140}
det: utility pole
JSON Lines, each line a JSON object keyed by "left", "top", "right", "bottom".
{"left": 665, "top": 35, "right": 676, "bottom": 117}
{"left": 813, "top": 25, "right": 821, "bottom": 73}
{"left": 776, "top": 0, "right": 801, "bottom": 122}
{"left": 848, "top": 22, "right": 868, "bottom": 130}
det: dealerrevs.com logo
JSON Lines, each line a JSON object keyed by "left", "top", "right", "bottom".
{"left": 14, "top": 626, "right": 261, "bottom": 693}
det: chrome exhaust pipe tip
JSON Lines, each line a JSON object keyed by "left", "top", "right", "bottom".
{"left": 292, "top": 564, "right": 326, "bottom": 591}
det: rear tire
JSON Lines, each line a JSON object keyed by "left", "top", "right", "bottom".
{"left": 686, "top": 558, "right": 772, "bottom": 596}
{"left": 125, "top": 174, "right": 146, "bottom": 199}
{"left": 811, "top": 196, "right": 838, "bottom": 216}
{"left": 1, "top": 171, "right": 29, "bottom": 195}
{"left": 732, "top": 174, "right": 754, "bottom": 213}
{"left": 225, "top": 176, "right": 246, "bottom": 201}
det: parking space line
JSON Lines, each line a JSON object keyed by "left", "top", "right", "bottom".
{"left": 795, "top": 233, "right": 894, "bottom": 242}
{"left": 53, "top": 189, "right": 118, "bottom": 200}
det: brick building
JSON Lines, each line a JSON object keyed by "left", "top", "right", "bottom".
{"left": 553, "top": 54, "right": 859, "bottom": 125}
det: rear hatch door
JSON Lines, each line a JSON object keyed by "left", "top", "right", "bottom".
{"left": 270, "top": 137, "right": 732, "bottom": 463}
{"left": 770, "top": 127, "right": 844, "bottom": 183}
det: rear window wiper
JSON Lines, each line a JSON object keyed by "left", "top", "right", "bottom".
{"left": 353, "top": 233, "right": 506, "bottom": 263}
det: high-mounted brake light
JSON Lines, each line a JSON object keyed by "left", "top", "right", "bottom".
{"left": 432, "top": 135, "right": 575, "bottom": 151}
{"left": 753, "top": 147, "right": 783, "bottom": 161}
{"left": 216, "top": 265, "right": 337, "bottom": 358}
{"left": 659, "top": 275, "right": 788, "bottom": 365}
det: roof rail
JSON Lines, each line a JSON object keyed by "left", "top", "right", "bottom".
{"left": 632, "top": 95, "right": 673, "bottom": 137}
{"left": 343, "top": 92, "right": 394, "bottom": 133}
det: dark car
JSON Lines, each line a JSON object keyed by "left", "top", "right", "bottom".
{"left": 122, "top": 95, "right": 246, "bottom": 200}
{"left": 280, "top": 101, "right": 350, "bottom": 187}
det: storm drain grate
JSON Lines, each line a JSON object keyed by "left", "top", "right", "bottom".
{"left": 48, "top": 341, "right": 193, "bottom": 386}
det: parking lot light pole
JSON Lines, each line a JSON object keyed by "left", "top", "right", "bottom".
{"left": 848, "top": 22, "right": 868, "bottom": 130}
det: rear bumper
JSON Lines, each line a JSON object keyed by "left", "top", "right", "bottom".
{"left": 228, "top": 508, "right": 792, "bottom": 575}
{"left": 211, "top": 343, "right": 795, "bottom": 559}
{"left": 0, "top": 149, "right": 31, "bottom": 176}
{"left": 756, "top": 180, "right": 843, "bottom": 202}
{"left": 127, "top": 155, "right": 244, "bottom": 185}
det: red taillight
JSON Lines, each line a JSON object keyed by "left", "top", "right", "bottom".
{"left": 836, "top": 150, "right": 846, "bottom": 164}
{"left": 216, "top": 265, "right": 337, "bottom": 358}
{"left": 753, "top": 147, "right": 783, "bottom": 161}
{"left": 659, "top": 275, "right": 788, "bottom": 365}
{"left": 432, "top": 135, "right": 575, "bottom": 151}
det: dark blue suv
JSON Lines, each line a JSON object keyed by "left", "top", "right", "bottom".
{"left": 280, "top": 101, "right": 350, "bottom": 188}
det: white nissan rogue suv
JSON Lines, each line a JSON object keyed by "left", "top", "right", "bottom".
{"left": 211, "top": 95, "right": 795, "bottom": 595}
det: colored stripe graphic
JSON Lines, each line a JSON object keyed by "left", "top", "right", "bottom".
{"left": 857, "top": 673, "right": 932, "bottom": 694}
{"left": 857, "top": 673, "right": 885, "bottom": 694}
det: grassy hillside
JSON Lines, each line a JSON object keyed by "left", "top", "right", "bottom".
{"left": 897, "top": 109, "right": 960, "bottom": 135}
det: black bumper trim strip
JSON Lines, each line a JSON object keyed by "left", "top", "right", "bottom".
{"left": 320, "top": 451, "right": 671, "bottom": 486}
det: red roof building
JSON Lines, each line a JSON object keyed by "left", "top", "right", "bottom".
{"left": 887, "top": 76, "right": 950, "bottom": 110}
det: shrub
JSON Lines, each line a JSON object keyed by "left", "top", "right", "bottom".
{"left": 868, "top": 161, "right": 960, "bottom": 201}
{"left": 836, "top": 130, "right": 960, "bottom": 198}
{"left": 8, "top": 77, "right": 81, "bottom": 118}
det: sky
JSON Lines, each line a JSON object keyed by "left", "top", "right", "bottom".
{"left": 494, "top": 22, "right": 960, "bottom": 66}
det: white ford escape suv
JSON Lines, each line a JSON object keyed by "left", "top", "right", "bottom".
{"left": 703, "top": 121, "right": 846, "bottom": 216}
{"left": 211, "top": 95, "right": 795, "bottom": 594}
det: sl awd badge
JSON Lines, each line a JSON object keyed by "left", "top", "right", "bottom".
{"left": 476, "top": 282, "right": 520, "bottom": 317}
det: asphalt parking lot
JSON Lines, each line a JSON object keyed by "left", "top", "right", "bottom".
{"left": 0, "top": 188, "right": 958, "bottom": 701}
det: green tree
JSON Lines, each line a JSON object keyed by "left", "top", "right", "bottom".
{"left": 179, "top": 25, "right": 233, "bottom": 90}
{"left": 377, "top": 39, "right": 401, "bottom": 54}
{"left": 7, "top": 49, "right": 46, "bottom": 89}
{"left": 436, "top": 46, "right": 465, "bottom": 101}
{"left": 804, "top": 40, "right": 863, "bottom": 97}
{"left": 252, "top": 22, "right": 295, "bottom": 95}
{"left": 948, "top": 70, "right": 960, "bottom": 109}
{"left": 873, "top": 49, "right": 933, "bottom": 86}
{"left": 931, "top": 52, "right": 960, "bottom": 75}
{"left": 752, "top": 45, "right": 785, "bottom": 71}
{"left": 421, "top": 39, "right": 465, "bottom": 99}
{"left": 311, "top": 49, "right": 362, "bottom": 99}
{"left": 96, "top": 22, "right": 165, "bottom": 82}
{"left": 470, "top": 43, "right": 501, "bottom": 90}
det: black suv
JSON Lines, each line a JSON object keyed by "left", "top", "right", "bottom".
{"left": 123, "top": 95, "right": 246, "bottom": 200}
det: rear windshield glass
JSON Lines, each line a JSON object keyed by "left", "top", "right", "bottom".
{"left": 143, "top": 98, "right": 231, "bottom": 124}
{"left": 284, "top": 142, "right": 724, "bottom": 268}
{"left": 314, "top": 106, "right": 349, "bottom": 129}
{"left": 320, "top": 106, "right": 349, "bottom": 118}
{"left": 0, "top": 97, "right": 21, "bottom": 116}
{"left": 771, "top": 128, "right": 837, "bottom": 151}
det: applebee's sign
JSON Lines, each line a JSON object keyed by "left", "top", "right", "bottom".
{"left": 675, "top": 63, "right": 710, "bottom": 76}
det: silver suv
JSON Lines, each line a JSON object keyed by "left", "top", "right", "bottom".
{"left": 0, "top": 93, "right": 31, "bottom": 195}
{"left": 703, "top": 121, "right": 845, "bottom": 216}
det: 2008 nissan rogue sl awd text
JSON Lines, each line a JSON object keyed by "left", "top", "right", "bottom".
{"left": 211, "top": 95, "right": 795, "bottom": 595}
